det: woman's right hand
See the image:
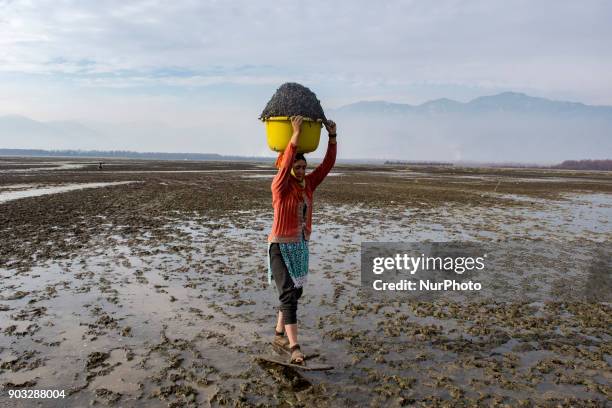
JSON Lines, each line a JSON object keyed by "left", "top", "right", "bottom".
{"left": 291, "top": 115, "right": 303, "bottom": 136}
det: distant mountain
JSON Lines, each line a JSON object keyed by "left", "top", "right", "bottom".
{"left": 416, "top": 98, "right": 465, "bottom": 114}
{"left": 553, "top": 159, "right": 612, "bottom": 171}
{"left": 332, "top": 92, "right": 612, "bottom": 118}
{"left": 328, "top": 92, "right": 612, "bottom": 163}
{"left": 466, "top": 92, "right": 612, "bottom": 116}
{"left": 0, "top": 115, "right": 100, "bottom": 149}
{"left": 2, "top": 92, "right": 611, "bottom": 162}
{"left": 0, "top": 115, "right": 51, "bottom": 134}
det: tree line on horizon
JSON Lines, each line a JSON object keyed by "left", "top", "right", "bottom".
{"left": 552, "top": 159, "right": 612, "bottom": 171}
{"left": 0, "top": 149, "right": 610, "bottom": 170}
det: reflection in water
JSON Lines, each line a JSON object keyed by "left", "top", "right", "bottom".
{"left": 0, "top": 181, "right": 140, "bottom": 204}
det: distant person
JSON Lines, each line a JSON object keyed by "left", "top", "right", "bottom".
{"left": 267, "top": 115, "right": 337, "bottom": 365}
{"left": 98, "top": 162, "right": 103, "bottom": 170}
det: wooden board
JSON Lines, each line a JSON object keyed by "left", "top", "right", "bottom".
{"left": 254, "top": 356, "right": 334, "bottom": 371}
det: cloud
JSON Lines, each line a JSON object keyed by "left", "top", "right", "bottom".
{"left": 1, "top": 0, "right": 610, "bottom": 97}
{"left": 1, "top": 0, "right": 611, "bottom": 154}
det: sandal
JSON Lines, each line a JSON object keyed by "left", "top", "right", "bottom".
{"left": 273, "top": 329, "right": 290, "bottom": 349}
{"left": 289, "top": 344, "right": 305, "bottom": 365}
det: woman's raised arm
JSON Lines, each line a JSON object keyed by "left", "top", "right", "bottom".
{"left": 307, "top": 120, "right": 337, "bottom": 190}
{"left": 271, "top": 116, "right": 303, "bottom": 195}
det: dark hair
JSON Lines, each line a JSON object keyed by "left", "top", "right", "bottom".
{"left": 294, "top": 153, "right": 307, "bottom": 163}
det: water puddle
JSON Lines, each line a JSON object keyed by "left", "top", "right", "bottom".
{"left": 0, "top": 162, "right": 89, "bottom": 173}
{"left": 0, "top": 181, "right": 140, "bottom": 204}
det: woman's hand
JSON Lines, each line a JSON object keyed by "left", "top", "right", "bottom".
{"left": 289, "top": 116, "right": 303, "bottom": 146}
{"left": 324, "top": 119, "right": 336, "bottom": 136}
{"left": 291, "top": 116, "right": 304, "bottom": 136}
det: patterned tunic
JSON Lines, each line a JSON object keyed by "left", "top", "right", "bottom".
{"left": 267, "top": 203, "right": 310, "bottom": 288}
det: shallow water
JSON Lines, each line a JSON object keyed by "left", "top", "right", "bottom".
{"left": 0, "top": 162, "right": 89, "bottom": 173}
{"left": 0, "top": 181, "right": 140, "bottom": 204}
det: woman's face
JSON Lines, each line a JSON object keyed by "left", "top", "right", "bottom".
{"left": 292, "top": 159, "right": 307, "bottom": 180}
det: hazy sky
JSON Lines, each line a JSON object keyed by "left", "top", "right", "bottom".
{"left": 1, "top": 0, "right": 611, "bottom": 156}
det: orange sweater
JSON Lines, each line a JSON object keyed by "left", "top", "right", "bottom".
{"left": 268, "top": 139, "right": 337, "bottom": 243}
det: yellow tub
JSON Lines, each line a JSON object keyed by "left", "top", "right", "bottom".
{"left": 262, "top": 116, "right": 322, "bottom": 153}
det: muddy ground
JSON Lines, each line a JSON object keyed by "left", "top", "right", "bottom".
{"left": 0, "top": 157, "right": 611, "bottom": 407}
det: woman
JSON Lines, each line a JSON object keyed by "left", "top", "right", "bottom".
{"left": 267, "top": 115, "right": 337, "bottom": 365}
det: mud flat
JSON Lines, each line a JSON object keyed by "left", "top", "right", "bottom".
{"left": 1, "top": 157, "right": 611, "bottom": 407}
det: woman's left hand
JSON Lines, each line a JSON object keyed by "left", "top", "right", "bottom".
{"left": 324, "top": 119, "right": 336, "bottom": 135}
